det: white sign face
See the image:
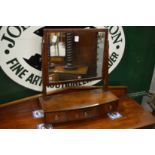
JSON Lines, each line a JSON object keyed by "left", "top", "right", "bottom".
{"left": 0, "top": 26, "right": 125, "bottom": 91}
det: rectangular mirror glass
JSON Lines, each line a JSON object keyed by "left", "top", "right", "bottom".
{"left": 46, "top": 30, "right": 106, "bottom": 84}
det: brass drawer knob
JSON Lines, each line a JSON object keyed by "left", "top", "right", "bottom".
{"left": 55, "top": 115, "right": 59, "bottom": 121}
{"left": 84, "top": 112, "right": 88, "bottom": 118}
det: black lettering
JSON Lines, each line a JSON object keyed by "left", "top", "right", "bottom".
{"left": 108, "top": 59, "right": 113, "bottom": 68}
{"left": 82, "top": 81, "right": 88, "bottom": 85}
{"left": 49, "top": 85, "right": 54, "bottom": 88}
{"left": 32, "top": 75, "right": 41, "bottom": 85}
{"left": 26, "top": 74, "right": 42, "bottom": 85}
{"left": 112, "top": 32, "right": 122, "bottom": 44}
{"left": 109, "top": 26, "right": 119, "bottom": 35}
{"left": 1, "top": 33, "right": 15, "bottom": 48}
{"left": 108, "top": 52, "right": 119, "bottom": 68}
{"left": 12, "top": 64, "right": 24, "bottom": 76}
{"left": 55, "top": 84, "right": 61, "bottom": 88}
{"left": 7, "top": 58, "right": 28, "bottom": 78}
{"left": 6, "top": 58, "right": 18, "bottom": 65}
{"left": 7, "top": 26, "right": 22, "bottom": 38}
{"left": 39, "top": 79, "right": 42, "bottom": 86}
{"left": 26, "top": 74, "right": 34, "bottom": 84}
{"left": 110, "top": 52, "right": 119, "bottom": 62}
{"left": 18, "top": 69, "right": 28, "bottom": 79}
{"left": 10, "top": 62, "right": 19, "bottom": 69}
{"left": 48, "top": 80, "right": 94, "bottom": 89}
{"left": 1, "top": 26, "right": 30, "bottom": 50}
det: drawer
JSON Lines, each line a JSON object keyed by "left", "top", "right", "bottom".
{"left": 44, "top": 101, "right": 118, "bottom": 124}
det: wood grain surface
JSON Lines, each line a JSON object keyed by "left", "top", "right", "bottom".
{"left": 40, "top": 89, "right": 118, "bottom": 112}
{"left": 0, "top": 86, "right": 155, "bottom": 129}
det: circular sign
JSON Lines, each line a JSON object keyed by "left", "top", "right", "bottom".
{"left": 0, "top": 26, "right": 125, "bottom": 91}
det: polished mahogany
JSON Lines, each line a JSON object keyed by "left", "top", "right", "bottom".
{"left": 0, "top": 86, "right": 155, "bottom": 129}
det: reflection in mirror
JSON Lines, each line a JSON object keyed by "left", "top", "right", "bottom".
{"left": 48, "top": 31, "right": 105, "bottom": 83}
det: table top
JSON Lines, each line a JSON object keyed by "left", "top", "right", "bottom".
{"left": 53, "top": 96, "right": 155, "bottom": 129}
{"left": 40, "top": 89, "right": 118, "bottom": 112}
{"left": 0, "top": 94, "right": 155, "bottom": 129}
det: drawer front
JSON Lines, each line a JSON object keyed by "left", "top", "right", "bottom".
{"left": 45, "top": 112, "right": 67, "bottom": 123}
{"left": 45, "top": 101, "right": 118, "bottom": 124}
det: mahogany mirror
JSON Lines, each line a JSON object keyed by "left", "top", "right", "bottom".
{"left": 42, "top": 28, "right": 109, "bottom": 96}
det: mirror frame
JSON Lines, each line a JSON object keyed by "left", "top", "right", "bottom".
{"left": 42, "top": 28, "right": 109, "bottom": 96}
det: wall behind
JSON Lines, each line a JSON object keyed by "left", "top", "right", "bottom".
{"left": 109, "top": 27, "right": 155, "bottom": 99}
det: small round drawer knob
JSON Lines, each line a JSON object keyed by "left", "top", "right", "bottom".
{"left": 84, "top": 112, "right": 88, "bottom": 118}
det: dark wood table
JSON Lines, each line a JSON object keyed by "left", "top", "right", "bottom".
{"left": 54, "top": 96, "right": 155, "bottom": 129}
{"left": 0, "top": 87, "right": 155, "bottom": 129}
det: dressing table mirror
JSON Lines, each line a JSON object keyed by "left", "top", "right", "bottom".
{"left": 39, "top": 28, "right": 119, "bottom": 125}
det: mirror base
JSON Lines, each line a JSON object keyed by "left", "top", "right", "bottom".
{"left": 39, "top": 88, "right": 119, "bottom": 124}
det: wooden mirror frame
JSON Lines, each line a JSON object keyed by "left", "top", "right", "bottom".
{"left": 42, "top": 28, "right": 109, "bottom": 97}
